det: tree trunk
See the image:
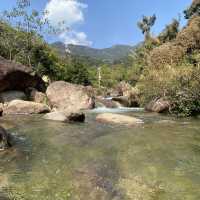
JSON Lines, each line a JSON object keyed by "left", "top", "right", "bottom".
{"left": 9, "top": 50, "right": 12, "bottom": 61}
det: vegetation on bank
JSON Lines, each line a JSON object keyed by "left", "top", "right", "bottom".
{"left": 0, "top": 0, "right": 200, "bottom": 116}
{"left": 135, "top": 0, "right": 200, "bottom": 117}
{"left": 0, "top": 0, "right": 92, "bottom": 85}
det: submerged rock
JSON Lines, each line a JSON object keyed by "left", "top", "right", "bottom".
{"left": 67, "top": 112, "right": 85, "bottom": 122}
{"left": 46, "top": 81, "right": 95, "bottom": 111}
{"left": 145, "top": 98, "right": 170, "bottom": 113}
{"left": 0, "top": 126, "right": 11, "bottom": 150}
{"left": 73, "top": 164, "right": 124, "bottom": 200}
{"left": 43, "top": 111, "right": 85, "bottom": 122}
{"left": 96, "top": 113, "right": 143, "bottom": 126}
{"left": 0, "top": 90, "right": 27, "bottom": 103}
{"left": 3, "top": 100, "right": 50, "bottom": 115}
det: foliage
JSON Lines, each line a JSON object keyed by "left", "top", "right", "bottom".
{"left": 61, "top": 59, "right": 91, "bottom": 86}
{"left": 137, "top": 46, "right": 200, "bottom": 117}
{"left": 135, "top": 1, "right": 200, "bottom": 116}
{"left": 138, "top": 60, "right": 200, "bottom": 117}
{"left": 137, "top": 14, "right": 156, "bottom": 39}
{"left": 0, "top": 0, "right": 93, "bottom": 86}
{"left": 2, "top": 0, "right": 47, "bottom": 66}
{"left": 149, "top": 16, "right": 200, "bottom": 68}
{"left": 0, "top": 22, "right": 19, "bottom": 60}
{"left": 184, "top": 0, "right": 200, "bottom": 19}
{"left": 158, "top": 19, "right": 180, "bottom": 43}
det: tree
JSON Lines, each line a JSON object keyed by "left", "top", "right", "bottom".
{"left": 137, "top": 14, "right": 156, "bottom": 40}
{"left": 184, "top": 0, "right": 200, "bottom": 19}
{"left": 2, "top": 1, "right": 42, "bottom": 65}
{"left": 63, "top": 59, "right": 91, "bottom": 86}
{"left": 0, "top": 22, "right": 19, "bottom": 60}
{"left": 1, "top": 0, "right": 68, "bottom": 67}
{"left": 158, "top": 19, "right": 180, "bottom": 43}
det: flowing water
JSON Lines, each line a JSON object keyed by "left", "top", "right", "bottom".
{"left": 0, "top": 109, "right": 200, "bottom": 200}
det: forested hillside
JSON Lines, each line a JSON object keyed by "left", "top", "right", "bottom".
{"left": 52, "top": 42, "right": 135, "bottom": 63}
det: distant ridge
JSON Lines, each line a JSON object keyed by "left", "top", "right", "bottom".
{"left": 51, "top": 42, "right": 136, "bottom": 63}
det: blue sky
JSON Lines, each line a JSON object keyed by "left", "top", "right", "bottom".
{"left": 0, "top": 0, "right": 192, "bottom": 48}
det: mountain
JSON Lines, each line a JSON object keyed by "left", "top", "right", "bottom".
{"left": 51, "top": 42, "right": 135, "bottom": 63}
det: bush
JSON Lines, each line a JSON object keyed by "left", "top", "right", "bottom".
{"left": 149, "top": 16, "right": 200, "bottom": 68}
{"left": 169, "top": 64, "right": 200, "bottom": 116}
{"left": 137, "top": 58, "right": 200, "bottom": 116}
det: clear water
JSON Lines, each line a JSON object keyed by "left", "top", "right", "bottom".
{"left": 0, "top": 110, "right": 200, "bottom": 200}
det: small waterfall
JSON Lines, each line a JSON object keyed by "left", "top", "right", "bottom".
{"left": 89, "top": 107, "right": 144, "bottom": 113}
{"left": 95, "top": 96, "right": 144, "bottom": 113}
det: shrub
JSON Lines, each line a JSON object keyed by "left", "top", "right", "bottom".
{"left": 137, "top": 58, "right": 200, "bottom": 116}
{"left": 149, "top": 16, "right": 200, "bottom": 68}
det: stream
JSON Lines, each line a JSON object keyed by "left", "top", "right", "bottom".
{"left": 0, "top": 109, "right": 200, "bottom": 200}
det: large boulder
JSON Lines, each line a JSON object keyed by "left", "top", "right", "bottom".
{"left": 0, "top": 126, "right": 11, "bottom": 151}
{"left": 46, "top": 81, "right": 95, "bottom": 111}
{"left": 43, "top": 111, "right": 85, "bottom": 122}
{"left": 145, "top": 98, "right": 170, "bottom": 113}
{"left": 96, "top": 113, "right": 143, "bottom": 126}
{"left": 0, "top": 56, "right": 45, "bottom": 92}
{"left": 3, "top": 100, "right": 50, "bottom": 115}
{"left": 0, "top": 90, "right": 27, "bottom": 103}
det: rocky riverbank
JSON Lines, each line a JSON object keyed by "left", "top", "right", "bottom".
{"left": 0, "top": 55, "right": 174, "bottom": 152}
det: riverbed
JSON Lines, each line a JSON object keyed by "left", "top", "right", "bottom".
{"left": 0, "top": 109, "right": 200, "bottom": 200}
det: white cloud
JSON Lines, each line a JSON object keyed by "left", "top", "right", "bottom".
{"left": 60, "top": 31, "right": 92, "bottom": 46}
{"left": 44, "top": 0, "right": 92, "bottom": 46}
{"left": 44, "top": 0, "right": 87, "bottom": 27}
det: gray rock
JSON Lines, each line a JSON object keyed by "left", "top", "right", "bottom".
{"left": 96, "top": 97, "right": 119, "bottom": 108}
{"left": 3, "top": 100, "right": 50, "bottom": 115}
{"left": 112, "top": 96, "right": 131, "bottom": 107}
{"left": 145, "top": 98, "right": 170, "bottom": 113}
{"left": 43, "top": 111, "right": 85, "bottom": 123}
{"left": 0, "top": 90, "right": 27, "bottom": 103}
{"left": 0, "top": 56, "right": 45, "bottom": 92}
{"left": 67, "top": 112, "right": 85, "bottom": 122}
{"left": 46, "top": 81, "right": 95, "bottom": 111}
{"left": 43, "top": 111, "right": 68, "bottom": 122}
